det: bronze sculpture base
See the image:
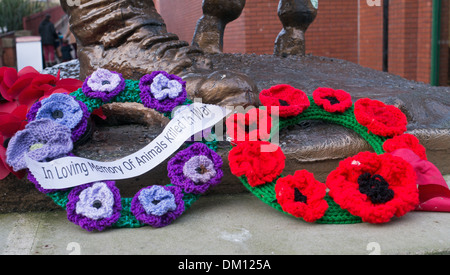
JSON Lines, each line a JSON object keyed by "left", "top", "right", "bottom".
{"left": 1, "top": 53, "right": 448, "bottom": 213}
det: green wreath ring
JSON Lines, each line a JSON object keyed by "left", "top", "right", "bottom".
{"left": 5, "top": 68, "right": 222, "bottom": 232}
{"left": 226, "top": 85, "right": 427, "bottom": 224}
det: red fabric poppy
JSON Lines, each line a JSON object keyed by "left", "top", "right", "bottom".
{"left": 326, "top": 151, "right": 419, "bottom": 224}
{"left": 0, "top": 136, "right": 9, "bottom": 180}
{"left": 0, "top": 66, "right": 41, "bottom": 102}
{"left": 0, "top": 67, "right": 19, "bottom": 101}
{"left": 0, "top": 136, "right": 25, "bottom": 180}
{"left": 313, "top": 87, "right": 353, "bottom": 113}
{"left": 383, "top": 134, "right": 427, "bottom": 160}
{"left": 259, "top": 84, "right": 310, "bottom": 117}
{"left": 0, "top": 104, "right": 28, "bottom": 138}
{"left": 17, "top": 71, "right": 83, "bottom": 108}
{"left": 354, "top": 98, "right": 407, "bottom": 137}
{"left": 275, "top": 170, "right": 328, "bottom": 222}
{"left": 225, "top": 108, "right": 272, "bottom": 143}
{"left": 228, "top": 141, "right": 285, "bottom": 187}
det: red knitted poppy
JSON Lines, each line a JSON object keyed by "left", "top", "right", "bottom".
{"left": 228, "top": 141, "right": 285, "bottom": 187}
{"left": 326, "top": 151, "right": 419, "bottom": 224}
{"left": 383, "top": 134, "right": 427, "bottom": 160}
{"left": 275, "top": 170, "right": 328, "bottom": 222}
{"left": 354, "top": 98, "right": 407, "bottom": 137}
{"left": 259, "top": 84, "right": 310, "bottom": 118}
{"left": 225, "top": 108, "right": 272, "bottom": 143}
{"left": 313, "top": 87, "right": 353, "bottom": 113}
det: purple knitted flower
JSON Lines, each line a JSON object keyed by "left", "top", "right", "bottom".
{"left": 168, "top": 143, "right": 223, "bottom": 194}
{"left": 139, "top": 71, "right": 187, "bottom": 113}
{"left": 66, "top": 181, "right": 122, "bottom": 232}
{"left": 131, "top": 185, "right": 185, "bottom": 228}
{"left": 27, "top": 94, "right": 90, "bottom": 142}
{"left": 82, "top": 68, "right": 126, "bottom": 102}
{"left": 6, "top": 119, "right": 73, "bottom": 172}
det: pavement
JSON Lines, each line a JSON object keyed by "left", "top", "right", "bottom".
{"left": 0, "top": 175, "right": 449, "bottom": 256}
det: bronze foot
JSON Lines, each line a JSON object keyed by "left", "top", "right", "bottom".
{"left": 192, "top": 0, "right": 246, "bottom": 54}
{"left": 274, "top": 0, "right": 317, "bottom": 56}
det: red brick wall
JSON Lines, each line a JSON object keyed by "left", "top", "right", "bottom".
{"left": 306, "top": 0, "right": 358, "bottom": 63}
{"left": 157, "top": 0, "right": 202, "bottom": 44}
{"left": 155, "top": 0, "right": 442, "bottom": 85}
{"left": 234, "top": 0, "right": 281, "bottom": 54}
{"left": 23, "top": 6, "right": 66, "bottom": 36}
{"left": 223, "top": 12, "right": 247, "bottom": 53}
{"left": 158, "top": 0, "right": 359, "bottom": 59}
{"left": 359, "top": 1, "right": 383, "bottom": 71}
{"left": 416, "top": 1, "right": 433, "bottom": 84}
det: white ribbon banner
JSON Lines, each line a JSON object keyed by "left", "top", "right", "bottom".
{"left": 25, "top": 103, "right": 231, "bottom": 190}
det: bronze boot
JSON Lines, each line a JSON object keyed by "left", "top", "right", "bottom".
{"left": 61, "top": 0, "right": 258, "bottom": 107}
{"left": 274, "top": 0, "right": 318, "bottom": 57}
{"left": 192, "top": 0, "right": 246, "bottom": 54}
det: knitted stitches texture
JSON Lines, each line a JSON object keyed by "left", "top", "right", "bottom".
{"left": 230, "top": 94, "right": 414, "bottom": 224}
{"left": 27, "top": 94, "right": 90, "bottom": 142}
{"left": 168, "top": 143, "right": 224, "bottom": 194}
{"left": 66, "top": 181, "right": 122, "bottom": 232}
{"left": 12, "top": 69, "right": 222, "bottom": 231}
{"left": 82, "top": 70, "right": 126, "bottom": 102}
{"left": 6, "top": 119, "right": 73, "bottom": 171}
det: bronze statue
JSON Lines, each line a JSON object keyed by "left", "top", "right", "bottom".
{"left": 191, "top": 0, "right": 318, "bottom": 56}
{"left": 60, "top": 0, "right": 319, "bottom": 107}
{"left": 60, "top": 0, "right": 259, "bottom": 108}
{"left": 2, "top": 0, "right": 449, "bottom": 213}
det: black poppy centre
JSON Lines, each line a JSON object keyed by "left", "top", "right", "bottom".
{"left": 92, "top": 200, "right": 103, "bottom": 209}
{"left": 51, "top": 109, "right": 64, "bottom": 119}
{"left": 278, "top": 99, "right": 290, "bottom": 106}
{"left": 358, "top": 173, "right": 394, "bottom": 204}
{"left": 324, "top": 96, "right": 340, "bottom": 105}
{"left": 152, "top": 199, "right": 161, "bottom": 205}
{"left": 294, "top": 188, "right": 307, "bottom": 204}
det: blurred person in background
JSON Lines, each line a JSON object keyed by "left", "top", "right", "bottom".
{"left": 64, "top": 28, "right": 77, "bottom": 59}
{"left": 39, "top": 14, "right": 59, "bottom": 68}
{"left": 61, "top": 39, "right": 73, "bottom": 62}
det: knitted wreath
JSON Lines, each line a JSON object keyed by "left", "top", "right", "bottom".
{"left": 5, "top": 68, "right": 224, "bottom": 232}
{"left": 227, "top": 85, "right": 448, "bottom": 224}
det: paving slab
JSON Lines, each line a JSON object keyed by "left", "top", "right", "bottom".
{"left": 0, "top": 191, "right": 449, "bottom": 256}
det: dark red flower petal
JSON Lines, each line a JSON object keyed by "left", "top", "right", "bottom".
{"left": 6, "top": 75, "right": 35, "bottom": 100}
{"left": 0, "top": 136, "right": 24, "bottom": 180}
{"left": 0, "top": 105, "right": 28, "bottom": 138}
{"left": 383, "top": 134, "right": 427, "bottom": 160}
{"left": 54, "top": 78, "right": 83, "bottom": 91}
{"left": 313, "top": 87, "right": 353, "bottom": 113}
{"left": 259, "top": 84, "right": 310, "bottom": 117}
{"left": 0, "top": 101, "right": 19, "bottom": 113}
{"left": 0, "top": 142, "right": 10, "bottom": 180}
{"left": 226, "top": 108, "right": 272, "bottom": 143}
{"left": 17, "top": 87, "right": 44, "bottom": 108}
{"left": 1, "top": 67, "right": 18, "bottom": 88}
{"left": 354, "top": 98, "right": 407, "bottom": 137}
{"left": 17, "top": 66, "right": 39, "bottom": 77}
{"left": 228, "top": 141, "right": 285, "bottom": 187}
{"left": 326, "top": 151, "right": 419, "bottom": 224}
{"left": 0, "top": 67, "right": 18, "bottom": 101}
{"left": 275, "top": 170, "right": 328, "bottom": 222}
